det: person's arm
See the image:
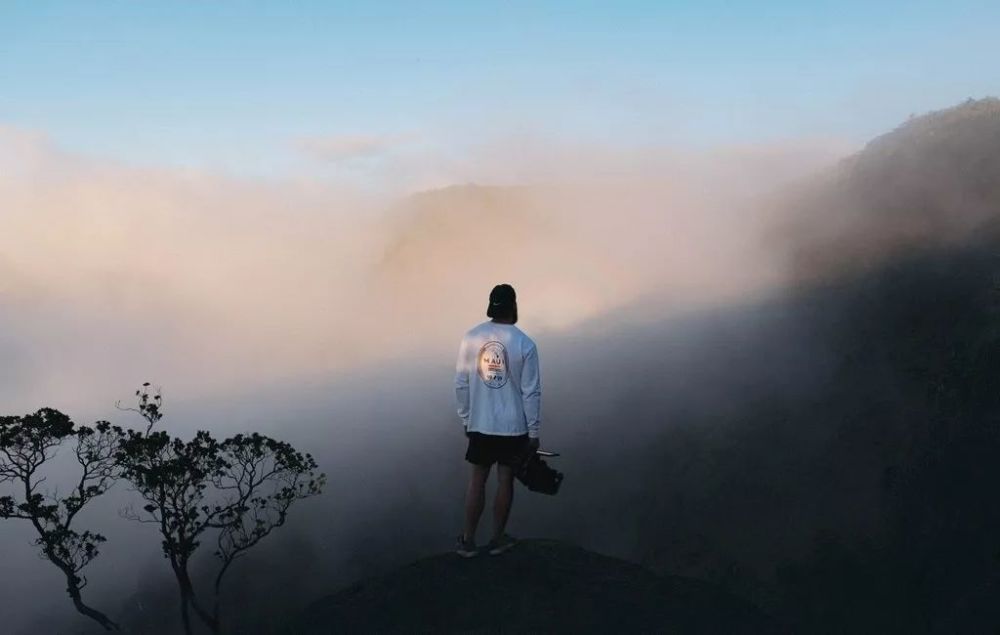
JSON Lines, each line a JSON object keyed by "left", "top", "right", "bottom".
{"left": 455, "top": 337, "right": 471, "bottom": 430}
{"left": 521, "top": 342, "right": 541, "bottom": 441}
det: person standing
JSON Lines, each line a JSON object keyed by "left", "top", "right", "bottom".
{"left": 455, "top": 284, "right": 541, "bottom": 557}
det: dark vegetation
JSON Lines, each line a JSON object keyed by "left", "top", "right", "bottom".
{"left": 0, "top": 385, "right": 324, "bottom": 634}
{"left": 0, "top": 410, "right": 122, "bottom": 630}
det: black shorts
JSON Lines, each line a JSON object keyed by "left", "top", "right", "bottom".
{"left": 465, "top": 432, "right": 529, "bottom": 467}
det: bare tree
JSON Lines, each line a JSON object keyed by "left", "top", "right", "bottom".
{"left": 0, "top": 408, "right": 122, "bottom": 631}
{"left": 116, "top": 386, "right": 324, "bottom": 634}
{"left": 210, "top": 433, "right": 324, "bottom": 624}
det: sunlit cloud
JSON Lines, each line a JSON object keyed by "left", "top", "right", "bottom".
{"left": 0, "top": 123, "right": 849, "bottom": 415}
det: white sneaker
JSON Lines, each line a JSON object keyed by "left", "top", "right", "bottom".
{"left": 487, "top": 534, "right": 518, "bottom": 556}
{"left": 456, "top": 535, "right": 478, "bottom": 558}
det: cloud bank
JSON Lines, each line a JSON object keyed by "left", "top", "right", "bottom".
{"left": 0, "top": 125, "right": 849, "bottom": 416}
{"left": 0, "top": 123, "right": 848, "bottom": 632}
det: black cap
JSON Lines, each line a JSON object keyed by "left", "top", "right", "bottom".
{"left": 487, "top": 284, "right": 516, "bottom": 318}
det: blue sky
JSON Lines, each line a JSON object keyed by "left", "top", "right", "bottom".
{"left": 1, "top": 1, "right": 998, "bottom": 176}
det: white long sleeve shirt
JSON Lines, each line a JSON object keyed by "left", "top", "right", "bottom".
{"left": 455, "top": 321, "right": 541, "bottom": 438}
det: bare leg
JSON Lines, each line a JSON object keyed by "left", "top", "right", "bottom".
{"left": 492, "top": 464, "right": 515, "bottom": 541}
{"left": 463, "top": 464, "right": 491, "bottom": 541}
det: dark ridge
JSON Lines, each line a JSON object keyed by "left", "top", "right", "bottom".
{"left": 775, "top": 97, "right": 1000, "bottom": 282}
{"left": 293, "top": 540, "right": 774, "bottom": 634}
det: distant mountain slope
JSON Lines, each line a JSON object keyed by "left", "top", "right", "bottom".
{"left": 293, "top": 540, "right": 773, "bottom": 634}
{"left": 778, "top": 98, "right": 1000, "bottom": 281}
{"left": 370, "top": 183, "right": 650, "bottom": 332}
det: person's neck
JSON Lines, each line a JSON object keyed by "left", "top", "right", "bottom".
{"left": 491, "top": 318, "right": 514, "bottom": 325}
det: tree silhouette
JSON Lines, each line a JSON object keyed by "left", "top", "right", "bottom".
{"left": 116, "top": 385, "right": 324, "bottom": 634}
{"left": 0, "top": 408, "right": 122, "bottom": 631}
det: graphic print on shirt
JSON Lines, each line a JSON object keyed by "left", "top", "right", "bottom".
{"left": 477, "top": 341, "right": 509, "bottom": 389}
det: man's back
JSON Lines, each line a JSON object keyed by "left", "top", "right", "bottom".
{"left": 455, "top": 284, "right": 539, "bottom": 558}
{"left": 455, "top": 321, "right": 541, "bottom": 438}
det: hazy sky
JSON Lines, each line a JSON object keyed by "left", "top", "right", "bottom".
{"left": 2, "top": 1, "right": 998, "bottom": 177}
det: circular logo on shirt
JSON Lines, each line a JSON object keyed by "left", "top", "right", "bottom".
{"left": 477, "top": 341, "right": 509, "bottom": 389}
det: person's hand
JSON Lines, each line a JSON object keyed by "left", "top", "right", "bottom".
{"left": 528, "top": 437, "right": 540, "bottom": 452}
